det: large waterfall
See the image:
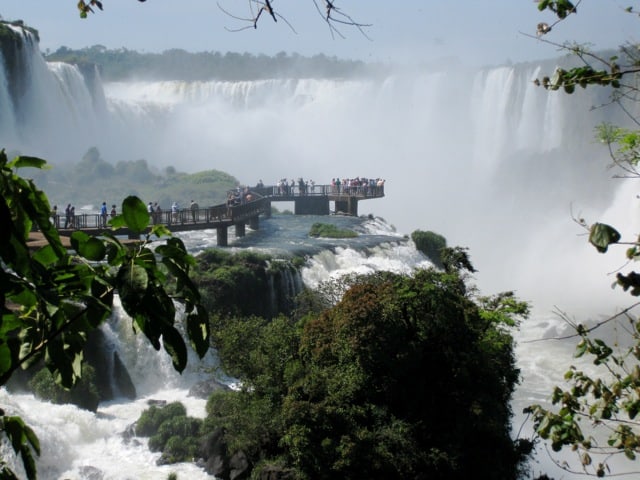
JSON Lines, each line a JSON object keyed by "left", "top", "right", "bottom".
{"left": 2, "top": 25, "right": 640, "bottom": 479}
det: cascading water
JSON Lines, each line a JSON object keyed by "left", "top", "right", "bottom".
{"left": 3, "top": 25, "right": 640, "bottom": 479}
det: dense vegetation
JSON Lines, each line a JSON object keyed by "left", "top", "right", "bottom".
{"left": 45, "top": 45, "right": 376, "bottom": 82}
{"left": 167, "top": 250, "right": 531, "bottom": 480}
{"left": 135, "top": 402, "right": 203, "bottom": 465}
{"left": 411, "top": 229, "right": 447, "bottom": 268}
{"left": 28, "top": 364, "right": 100, "bottom": 412}
{"left": 192, "top": 249, "right": 303, "bottom": 319}
{"left": 17, "top": 146, "right": 238, "bottom": 211}
{"left": 308, "top": 222, "right": 358, "bottom": 238}
{"left": 0, "top": 150, "right": 210, "bottom": 479}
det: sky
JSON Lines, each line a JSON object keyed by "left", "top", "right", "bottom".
{"left": 2, "top": 0, "right": 639, "bottom": 67}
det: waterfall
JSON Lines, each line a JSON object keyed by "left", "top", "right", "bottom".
{"left": 266, "top": 259, "right": 305, "bottom": 316}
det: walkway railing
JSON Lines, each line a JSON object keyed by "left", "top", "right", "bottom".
{"left": 53, "top": 200, "right": 269, "bottom": 231}
{"left": 51, "top": 183, "right": 383, "bottom": 232}
{"left": 252, "top": 183, "right": 384, "bottom": 199}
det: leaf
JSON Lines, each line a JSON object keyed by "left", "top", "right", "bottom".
{"left": 186, "top": 306, "right": 210, "bottom": 358}
{"left": 2, "top": 416, "right": 40, "bottom": 480}
{"left": 162, "top": 324, "right": 188, "bottom": 373}
{"left": 122, "top": 196, "right": 149, "bottom": 234}
{"left": 32, "top": 245, "right": 59, "bottom": 267}
{"left": 7, "top": 156, "right": 48, "bottom": 170}
{"left": 108, "top": 214, "right": 127, "bottom": 229}
{"left": 116, "top": 264, "right": 149, "bottom": 306}
{"left": 589, "top": 223, "right": 621, "bottom": 253}
{"left": 77, "top": 236, "right": 106, "bottom": 261}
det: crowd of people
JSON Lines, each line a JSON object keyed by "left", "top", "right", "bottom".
{"left": 270, "top": 177, "right": 385, "bottom": 197}
{"left": 48, "top": 177, "right": 385, "bottom": 230}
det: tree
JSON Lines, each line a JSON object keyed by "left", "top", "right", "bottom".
{"left": 0, "top": 149, "right": 210, "bottom": 479}
{"left": 525, "top": 1, "right": 640, "bottom": 477}
{"left": 204, "top": 255, "right": 531, "bottom": 480}
{"left": 411, "top": 229, "right": 447, "bottom": 269}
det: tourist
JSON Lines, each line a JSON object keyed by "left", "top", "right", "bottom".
{"left": 110, "top": 205, "right": 117, "bottom": 218}
{"left": 100, "top": 202, "right": 108, "bottom": 228}
{"left": 64, "top": 203, "right": 71, "bottom": 228}
{"left": 154, "top": 203, "right": 162, "bottom": 223}
{"left": 190, "top": 200, "right": 199, "bottom": 223}
{"left": 171, "top": 201, "right": 179, "bottom": 223}
{"left": 51, "top": 205, "right": 59, "bottom": 227}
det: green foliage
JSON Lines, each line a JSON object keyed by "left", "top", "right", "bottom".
{"left": 205, "top": 267, "right": 529, "bottom": 480}
{"left": 537, "top": 0, "right": 576, "bottom": 19}
{"left": 193, "top": 249, "right": 301, "bottom": 318}
{"left": 149, "top": 416, "right": 202, "bottom": 454}
{"left": 136, "top": 402, "right": 187, "bottom": 437}
{"left": 136, "top": 402, "right": 202, "bottom": 464}
{"left": 533, "top": 2, "right": 636, "bottom": 95}
{"left": 0, "top": 149, "right": 210, "bottom": 478}
{"left": 29, "top": 363, "right": 100, "bottom": 412}
{"left": 411, "top": 229, "right": 447, "bottom": 268}
{"left": 308, "top": 222, "right": 357, "bottom": 238}
{"left": 588, "top": 222, "right": 621, "bottom": 253}
{"left": 0, "top": 416, "right": 39, "bottom": 480}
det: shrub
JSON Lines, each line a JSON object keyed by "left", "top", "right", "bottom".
{"left": 136, "top": 402, "right": 187, "bottom": 437}
{"left": 29, "top": 363, "right": 100, "bottom": 412}
{"left": 308, "top": 223, "right": 357, "bottom": 238}
{"left": 411, "top": 230, "right": 447, "bottom": 268}
{"left": 148, "top": 415, "right": 202, "bottom": 453}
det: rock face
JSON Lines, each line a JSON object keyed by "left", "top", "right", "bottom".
{"left": 188, "top": 378, "right": 230, "bottom": 399}
{"left": 255, "top": 466, "right": 298, "bottom": 480}
{"left": 84, "top": 328, "right": 136, "bottom": 401}
{"left": 229, "top": 451, "right": 251, "bottom": 480}
{"left": 196, "top": 429, "right": 256, "bottom": 480}
{"left": 198, "top": 428, "right": 229, "bottom": 478}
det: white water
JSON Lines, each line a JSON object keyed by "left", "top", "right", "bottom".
{"left": 3, "top": 27, "right": 640, "bottom": 478}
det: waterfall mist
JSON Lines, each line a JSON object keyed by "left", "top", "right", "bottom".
{"left": 3, "top": 39, "right": 638, "bottom": 315}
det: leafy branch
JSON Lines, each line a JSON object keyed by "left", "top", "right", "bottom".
{"left": 0, "top": 149, "right": 210, "bottom": 478}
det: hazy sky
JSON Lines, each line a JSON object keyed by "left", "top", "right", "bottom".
{"left": 2, "top": 1, "right": 638, "bottom": 67}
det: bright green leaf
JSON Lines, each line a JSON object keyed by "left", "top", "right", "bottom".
{"left": 78, "top": 237, "right": 106, "bottom": 261}
{"left": 7, "top": 156, "right": 48, "bottom": 170}
{"left": 122, "top": 196, "right": 149, "bottom": 234}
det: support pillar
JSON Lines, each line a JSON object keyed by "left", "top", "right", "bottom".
{"left": 217, "top": 226, "right": 228, "bottom": 246}
{"left": 349, "top": 198, "right": 358, "bottom": 216}
{"left": 249, "top": 216, "right": 259, "bottom": 230}
{"left": 295, "top": 196, "right": 330, "bottom": 215}
{"left": 235, "top": 222, "right": 246, "bottom": 237}
{"left": 334, "top": 198, "right": 358, "bottom": 216}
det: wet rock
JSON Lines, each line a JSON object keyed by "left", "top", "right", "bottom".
{"left": 188, "top": 378, "right": 230, "bottom": 399}
{"left": 78, "top": 465, "right": 104, "bottom": 480}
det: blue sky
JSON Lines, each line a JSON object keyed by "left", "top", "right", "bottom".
{"left": 2, "top": 1, "right": 638, "bottom": 66}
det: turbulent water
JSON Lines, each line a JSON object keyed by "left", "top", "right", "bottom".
{"left": 3, "top": 24, "right": 640, "bottom": 479}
